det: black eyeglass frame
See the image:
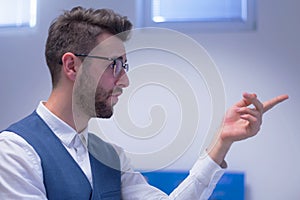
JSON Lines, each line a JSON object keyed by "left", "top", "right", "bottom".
{"left": 74, "top": 53, "right": 129, "bottom": 76}
{"left": 58, "top": 53, "right": 129, "bottom": 77}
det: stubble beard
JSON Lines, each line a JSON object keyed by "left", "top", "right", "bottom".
{"left": 94, "top": 88, "right": 114, "bottom": 118}
{"left": 73, "top": 83, "right": 114, "bottom": 120}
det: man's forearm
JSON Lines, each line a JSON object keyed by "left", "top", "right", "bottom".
{"left": 208, "top": 136, "right": 232, "bottom": 168}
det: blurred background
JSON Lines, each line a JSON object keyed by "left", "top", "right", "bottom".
{"left": 0, "top": 0, "right": 299, "bottom": 199}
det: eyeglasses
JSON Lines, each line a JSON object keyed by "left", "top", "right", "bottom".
{"left": 74, "top": 53, "right": 129, "bottom": 77}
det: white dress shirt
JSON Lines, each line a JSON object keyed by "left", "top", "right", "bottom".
{"left": 0, "top": 102, "right": 225, "bottom": 200}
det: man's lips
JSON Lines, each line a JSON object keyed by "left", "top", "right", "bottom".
{"left": 108, "top": 90, "right": 123, "bottom": 105}
{"left": 110, "top": 89, "right": 123, "bottom": 97}
{"left": 110, "top": 91, "right": 122, "bottom": 97}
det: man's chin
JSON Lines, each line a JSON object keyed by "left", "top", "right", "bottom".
{"left": 95, "top": 108, "right": 114, "bottom": 119}
{"left": 94, "top": 100, "right": 115, "bottom": 118}
{"left": 96, "top": 113, "right": 113, "bottom": 119}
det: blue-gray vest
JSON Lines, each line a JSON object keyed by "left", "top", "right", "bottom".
{"left": 4, "top": 111, "right": 121, "bottom": 200}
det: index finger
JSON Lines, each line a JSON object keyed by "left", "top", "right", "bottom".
{"left": 263, "top": 94, "right": 289, "bottom": 113}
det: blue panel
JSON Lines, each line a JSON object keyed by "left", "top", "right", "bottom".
{"left": 142, "top": 171, "right": 244, "bottom": 200}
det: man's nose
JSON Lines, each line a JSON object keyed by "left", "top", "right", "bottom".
{"left": 116, "top": 71, "right": 129, "bottom": 88}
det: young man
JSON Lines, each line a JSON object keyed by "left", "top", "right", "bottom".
{"left": 0, "top": 6, "right": 288, "bottom": 199}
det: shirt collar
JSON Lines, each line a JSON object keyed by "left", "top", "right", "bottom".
{"left": 36, "top": 101, "right": 88, "bottom": 148}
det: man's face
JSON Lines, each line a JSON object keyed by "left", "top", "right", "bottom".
{"left": 73, "top": 33, "right": 129, "bottom": 119}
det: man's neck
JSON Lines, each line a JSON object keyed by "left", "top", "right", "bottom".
{"left": 45, "top": 88, "right": 89, "bottom": 133}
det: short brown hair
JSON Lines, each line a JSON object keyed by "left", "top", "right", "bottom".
{"left": 45, "top": 6, "right": 132, "bottom": 88}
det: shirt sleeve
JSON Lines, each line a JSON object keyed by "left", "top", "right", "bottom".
{"left": 113, "top": 144, "right": 225, "bottom": 200}
{"left": 0, "top": 131, "right": 47, "bottom": 200}
{"left": 170, "top": 154, "right": 225, "bottom": 199}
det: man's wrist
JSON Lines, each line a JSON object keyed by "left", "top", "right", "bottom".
{"left": 207, "top": 137, "right": 233, "bottom": 167}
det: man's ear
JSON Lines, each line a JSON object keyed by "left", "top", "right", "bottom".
{"left": 61, "top": 52, "right": 80, "bottom": 81}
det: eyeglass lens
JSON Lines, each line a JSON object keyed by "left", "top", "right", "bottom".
{"left": 113, "top": 58, "right": 127, "bottom": 77}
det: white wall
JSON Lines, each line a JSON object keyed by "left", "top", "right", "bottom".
{"left": 192, "top": 1, "right": 300, "bottom": 199}
{"left": 0, "top": 0, "right": 299, "bottom": 199}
